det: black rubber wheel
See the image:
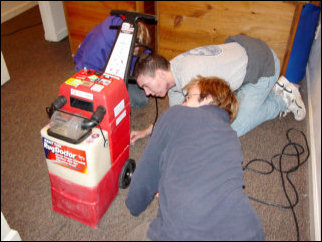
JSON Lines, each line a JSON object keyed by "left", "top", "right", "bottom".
{"left": 119, "top": 159, "right": 136, "bottom": 189}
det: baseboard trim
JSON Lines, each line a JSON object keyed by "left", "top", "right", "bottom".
{"left": 306, "top": 65, "right": 321, "bottom": 241}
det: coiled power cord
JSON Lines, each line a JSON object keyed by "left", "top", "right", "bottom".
{"left": 242, "top": 128, "right": 310, "bottom": 241}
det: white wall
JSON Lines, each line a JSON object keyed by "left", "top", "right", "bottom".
{"left": 306, "top": 16, "right": 321, "bottom": 241}
{"left": 38, "top": 1, "right": 67, "bottom": 42}
{"left": 1, "top": 52, "right": 10, "bottom": 86}
{"left": 1, "top": 1, "right": 38, "bottom": 23}
{"left": 1, "top": 212, "right": 21, "bottom": 241}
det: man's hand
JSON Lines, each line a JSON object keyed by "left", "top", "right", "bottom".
{"left": 130, "top": 124, "right": 153, "bottom": 145}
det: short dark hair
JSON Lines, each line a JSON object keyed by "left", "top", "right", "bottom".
{"left": 134, "top": 53, "right": 170, "bottom": 78}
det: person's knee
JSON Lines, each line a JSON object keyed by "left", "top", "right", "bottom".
{"left": 128, "top": 84, "right": 149, "bottom": 108}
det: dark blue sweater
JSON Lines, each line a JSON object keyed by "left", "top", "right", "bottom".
{"left": 126, "top": 105, "right": 265, "bottom": 241}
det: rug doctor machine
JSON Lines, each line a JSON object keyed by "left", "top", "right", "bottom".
{"left": 40, "top": 10, "right": 157, "bottom": 228}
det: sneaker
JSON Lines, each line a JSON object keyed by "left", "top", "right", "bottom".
{"left": 273, "top": 76, "right": 287, "bottom": 95}
{"left": 274, "top": 76, "right": 292, "bottom": 108}
{"left": 274, "top": 76, "right": 306, "bottom": 121}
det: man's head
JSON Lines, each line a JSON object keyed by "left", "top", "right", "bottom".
{"left": 134, "top": 53, "right": 173, "bottom": 97}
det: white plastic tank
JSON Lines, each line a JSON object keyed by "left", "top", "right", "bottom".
{"left": 40, "top": 124, "right": 111, "bottom": 187}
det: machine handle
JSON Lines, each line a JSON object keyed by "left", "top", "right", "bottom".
{"left": 46, "top": 95, "right": 67, "bottom": 118}
{"left": 81, "top": 106, "right": 106, "bottom": 130}
{"left": 104, "top": 10, "right": 157, "bottom": 87}
{"left": 52, "top": 95, "right": 67, "bottom": 109}
{"left": 110, "top": 10, "right": 157, "bottom": 25}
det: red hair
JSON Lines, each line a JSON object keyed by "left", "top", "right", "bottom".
{"left": 183, "top": 75, "right": 239, "bottom": 122}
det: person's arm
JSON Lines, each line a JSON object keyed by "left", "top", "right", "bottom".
{"left": 130, "top": 124, "right": 153, "bottom": 145}
{"left": 126, "top": 112, "right": 169, "bottom": 216}
{"left": 168, "top": 88, "right": 185, "bottom": 107}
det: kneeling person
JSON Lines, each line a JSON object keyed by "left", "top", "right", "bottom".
{"left": 125, "top": 76, "right": 265, "bottom": 241}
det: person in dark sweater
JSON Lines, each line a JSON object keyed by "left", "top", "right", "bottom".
{"left": 125, "top": 76, "right": 265, "bottom": 241}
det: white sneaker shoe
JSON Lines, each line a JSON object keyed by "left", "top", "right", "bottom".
{"left": 274, "top": 76, "right": 306, "bottom": 121}
{"left": 273, "top": 76, "right": 287, "bottom": 95}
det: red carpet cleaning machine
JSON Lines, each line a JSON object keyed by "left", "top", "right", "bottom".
{"left": 40, "top": 10, "right": 156, "bottom": 228}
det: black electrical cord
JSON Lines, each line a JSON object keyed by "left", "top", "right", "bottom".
{"left": 242, "top": 128, "right": 310, "bottom": 241}
{"left": 151, "top": 97, "right": 159, "bottom": 133}
{"left": 97, "top": 123, "right": 108, "bottom": 147}
{"left": 149, "top": 99, "right": 308, "bottom": 241}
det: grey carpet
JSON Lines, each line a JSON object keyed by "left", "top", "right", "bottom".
{"left": 1, "top": 6, "right": 311, "bottom": 241}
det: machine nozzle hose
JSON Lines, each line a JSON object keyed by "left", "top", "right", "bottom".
{"left": 81, "top": 106, "right": 106, "bottom": 130}
{"left": 46, "top": 95, "right": 67, "bottom": 118}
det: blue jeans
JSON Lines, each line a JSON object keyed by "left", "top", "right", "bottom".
{"left": 231, "top": 50, "right": 287, "bottom": 137}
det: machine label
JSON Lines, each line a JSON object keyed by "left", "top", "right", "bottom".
{"left": 116, "top": 110, "right": 126, "bottom": 126}
{"left": 71, "top": 89, "right": 93, "bottom": 100}
{"left": 104, "top": 32, "right": 133, "bottom": 78}
{"left": 121, "top": 22, "right": 134, "bottom": 33}
{"left": 42, "top": 138, "right": 87, "bottom": 174}
{"left": 65, "top": 78, "right": 82, "bottom": 87}
{"left": 114, "top": 99, "right": 125, "bottom": 117}
{"left": 91, "top": 84, "right": 104, "bottom": 92}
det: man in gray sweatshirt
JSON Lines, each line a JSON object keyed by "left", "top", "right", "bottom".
{"left": 130, "top": 35, "right": 306, "bottom": 144}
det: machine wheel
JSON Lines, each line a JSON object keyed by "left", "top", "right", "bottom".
{"left": 119, "top": 159, "right": 136, "bottom": 189}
